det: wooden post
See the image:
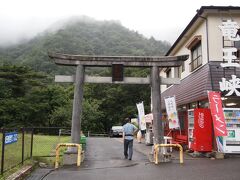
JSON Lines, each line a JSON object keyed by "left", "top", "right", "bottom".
{"left": 151, "top": 66, "right": 163, "bottom": 144}
{"left": 1, "top": 128, "right": 5, "bottom": 175}
{"left": 21, "top": 128, "right": 25, "bottom": 165}
{"left": 71, "top": 65, "right": 84, "bottom": 144}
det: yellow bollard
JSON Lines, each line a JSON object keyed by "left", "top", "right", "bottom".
{"left": 55, "top": 143, "right": 82, "bottom": 169}
{"left": 154, "top": 144, "right": 183, "bottom": 164}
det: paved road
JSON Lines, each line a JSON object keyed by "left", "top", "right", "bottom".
{"left": 28, "top": 137, "right": 240, "bottom": 180}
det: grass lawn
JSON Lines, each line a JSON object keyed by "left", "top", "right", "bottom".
{"left": 32, "top": 134, "right": 71, "bottom": 167}
{"left": 33, "top": 135, "right": 71, "bottom": 156}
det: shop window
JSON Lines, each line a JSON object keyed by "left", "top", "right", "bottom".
{"left": 178, "top": 114, "right": 185, "bottom": 130}
{"left": 177, "top": 105, "right": 187, "bottom": 111}
{"left": 177, "top": 109, "right": 187, "bottom": 131}
{"left": 189, "top": 102, "right": 198, "bottom": 109}
{"left": 190, "top": 42, "right": 202, "bottom": 72}
{"left": 198, "top": 100, "right": 209, "bottom": 108}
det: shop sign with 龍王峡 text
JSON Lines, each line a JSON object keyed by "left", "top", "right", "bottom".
{"left": 218, "top": 20, "right": 240, "bottom": 96}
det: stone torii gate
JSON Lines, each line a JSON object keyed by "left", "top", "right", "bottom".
{"left": 49, "top": 53, "right": 188, "bottom": 145}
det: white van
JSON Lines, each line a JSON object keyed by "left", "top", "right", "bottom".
{"left": 110, "top": 126, "right": 123, "bottom": 137}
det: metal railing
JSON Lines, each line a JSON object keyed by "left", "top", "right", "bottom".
{"left": 0, "top": 127, "right": 109, "bottom": 175}
{"left": 55, "top": 143, "right": 82, "bottom": 169}
{"left": 153, "top": 143, "right": 184, "bottom": 164}
{"left": 0, "top": 127, "right": 71, "bottom": 175}
{"left": 87, "top": 131, "right": 109, "bottom": 137}
{"left": 0, "top": 128, "right": 33, "bottom": 175}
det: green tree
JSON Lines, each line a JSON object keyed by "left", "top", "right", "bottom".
{"left": 0, "top": 64, "right": 47, "bottom": 127}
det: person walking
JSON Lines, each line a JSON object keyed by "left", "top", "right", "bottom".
{"left": 122, "top": 117, "right": 138, "bottom": 160}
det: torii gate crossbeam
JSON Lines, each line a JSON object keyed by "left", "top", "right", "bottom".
{"left": 49, "top": 53, "right": 188, "bottom": 67}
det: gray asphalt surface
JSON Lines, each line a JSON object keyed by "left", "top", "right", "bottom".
{"left": 28, "top": 137, "right": 240, "bottom": 180}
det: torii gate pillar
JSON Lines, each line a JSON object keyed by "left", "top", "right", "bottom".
{"left": 71, "top": 65, "right": 84, "bottom": 144}
{"left": 151, "top": 66, "right": 163, "bottom": 144}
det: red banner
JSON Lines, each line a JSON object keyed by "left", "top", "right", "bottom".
{"left": 208, "top": 91, "right": 227, "bottom": 136}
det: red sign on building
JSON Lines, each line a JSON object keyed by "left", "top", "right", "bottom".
{"left": 208, "top": 91, "right": 227, "bottom": 136}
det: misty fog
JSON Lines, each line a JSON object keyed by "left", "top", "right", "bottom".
{"left": 0, "top": 17, "right": 57, "bottom": 47}
{"left": 0, "top": 16, "right": 174, "bottom": 48}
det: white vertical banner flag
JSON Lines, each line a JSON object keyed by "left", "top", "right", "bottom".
{"left": 136, "top": 101, "right": 146, "bottom": 130}
{"left": 164, "top": 96, "right": 180, "bottom": 129}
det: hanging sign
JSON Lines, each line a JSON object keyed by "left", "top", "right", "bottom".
{"left": 164, "top": 96, "right": 180, "bottom": 129}
{"left": 208, "top": 91, "right": 227, "bottom": 136}
{"left": 218, "top": 20, "right": 240, "bottom": 96}
{"left": 136, "top": 101, "right": 146, "bottom": 130}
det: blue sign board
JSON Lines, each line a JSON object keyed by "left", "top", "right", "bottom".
{"left": 5, "top": 132, "right": 18, "bottom": 145}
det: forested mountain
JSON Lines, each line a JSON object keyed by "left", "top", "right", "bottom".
{"left": 0, "top": 17, "right": 171, "bottom": 132}
{"left": 0, "top": 16, "right": 170, "bottom": 74}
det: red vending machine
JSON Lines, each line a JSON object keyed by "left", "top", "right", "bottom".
{"left": 188, "top": 108, "right": 212, "bottom": 152}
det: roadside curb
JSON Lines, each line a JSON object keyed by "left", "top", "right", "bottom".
{"left": 6, "top": 165, "right": 34, "bottom": 180}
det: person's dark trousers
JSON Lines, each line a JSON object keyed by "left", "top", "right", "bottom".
{"left": 124, "top": 139, "right": 133, "bottom": 160}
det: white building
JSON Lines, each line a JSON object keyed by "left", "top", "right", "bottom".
{"left": 161, "top": 6, "right": 240, "bottom": 134}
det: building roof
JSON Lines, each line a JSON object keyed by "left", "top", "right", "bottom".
{"left": 165, "top": 6, "right": 240, "bottom": 56}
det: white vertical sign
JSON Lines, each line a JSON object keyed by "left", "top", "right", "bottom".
{"left": 218, "top": 19, "right": 240, "bottom": 96}
{"left": 164, "top": 96, "right": 180, "bottom": 129}
{"left": 136, "top": 101, "right": 146, "bottom": 130}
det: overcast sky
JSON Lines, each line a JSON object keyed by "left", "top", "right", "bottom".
{"left": 0, "top": 0, "right": 239, "bottom": 47}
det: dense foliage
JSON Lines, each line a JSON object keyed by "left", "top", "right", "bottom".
{"left": 0, "top": 17, "right": 170, "bottom": 132}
